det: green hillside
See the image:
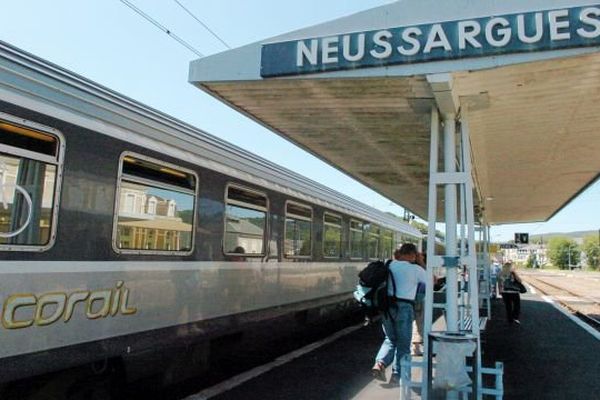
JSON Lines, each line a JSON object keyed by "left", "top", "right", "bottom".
{"left": 530, "top": 230, "right": 598, "bottom": 242}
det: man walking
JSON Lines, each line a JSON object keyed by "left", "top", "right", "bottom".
{"left": 371, "top": 243, "right": 428, "bottom": 385}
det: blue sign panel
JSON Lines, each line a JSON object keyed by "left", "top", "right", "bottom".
{"left": 261, "top": 5, "right": 600, "bottom": 77}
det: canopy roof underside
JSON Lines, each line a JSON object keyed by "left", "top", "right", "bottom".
{"left": 190, "top": 0, "right": 600, "bottom": 226}
{"left": 194, "top": 52, "right": 600, "bottom": 225}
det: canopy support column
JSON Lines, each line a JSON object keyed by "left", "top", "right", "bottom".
{"left": 419, "top": 75, "right": 487, "bottom": 399}
{"left": 402, "top": 103, "right": 504, "bottom": 399}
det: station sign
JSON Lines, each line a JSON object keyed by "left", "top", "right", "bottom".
{"left": 261, "top": 4, "right": 600, "bottom": 77}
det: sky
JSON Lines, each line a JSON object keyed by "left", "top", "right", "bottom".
{"left": 1, "top": 0, "right": 598, "bottom": 242}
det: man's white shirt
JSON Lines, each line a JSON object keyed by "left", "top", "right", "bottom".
{"left": 387, "top": 260, "right": 427, "bottom": 300}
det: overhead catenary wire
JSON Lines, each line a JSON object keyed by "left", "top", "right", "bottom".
{"left": 173, "top": 0, "right": 231, "bottom": 49}
{"left": 119, "top": 0, "right": 204, "bottom": 57}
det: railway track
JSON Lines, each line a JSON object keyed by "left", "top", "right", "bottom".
{"left": 523, "top": 274, "right": 600, "bottom": 330}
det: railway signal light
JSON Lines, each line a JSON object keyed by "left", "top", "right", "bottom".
{"left": 514, "top": 233, "right": 529, "bottom": 244}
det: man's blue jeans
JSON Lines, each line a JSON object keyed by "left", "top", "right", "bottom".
{"left": 375, "top": 302, "right": 414, "bottom": 376}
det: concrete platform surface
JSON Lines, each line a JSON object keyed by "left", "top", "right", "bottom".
{"left": 482, "top": 289, "right": 600, "bottom": 399}
{"left": 194, "top": 288, "right": 599, "bottom": 400}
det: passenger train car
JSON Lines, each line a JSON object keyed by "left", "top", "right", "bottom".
{"left": 0, "top": 41, "right": 421, "bottom": 387}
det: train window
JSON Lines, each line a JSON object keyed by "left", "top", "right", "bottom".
{"left": 114, "top": 153, "right": 197, "bottom": 254}
{"left": 366, "top": 224, "right": 380, "bottom": 260}
{"left": 0, "top": 115, "right": 63, "bottom": 251}
{"left": 284, "top": 201, "right": 312, "bottom": 258}
{"left": 349, "top": 219, "right": 364, "bottom": 259}
{"left": 323, "top": 212, "right": 342, "bottom": 258}
{"left": 381, "top": 230, "right": 394, "bottom": 259}
{"left": 224, "top": 184, "right": 268, "bottom": 257}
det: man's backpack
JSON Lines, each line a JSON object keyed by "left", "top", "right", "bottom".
{"left": 353, "top": 259, "right": 396, "bottom": 317}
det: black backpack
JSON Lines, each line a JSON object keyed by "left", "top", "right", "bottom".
{"left": 355, "top": 259, "right": 396, "bottom": 317}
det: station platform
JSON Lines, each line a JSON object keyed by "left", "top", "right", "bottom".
{"left": 481, "top": 288, "right": 600, "bottom": 399}
{"left": 191, "top": 288, "right": 600, "bottom": 400}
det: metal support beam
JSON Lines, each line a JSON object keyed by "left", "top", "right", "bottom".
{"left": 422, "top": 106, "right": 439, "bottom": 400}
{"left": 460, "top": 108, "right": 483, "bottom": 395}
{"left": 443, "top": 113, "right": 459, "bottom": 332}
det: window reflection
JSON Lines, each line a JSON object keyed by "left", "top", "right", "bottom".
{"left": 367, "top": 224, "right": 380, "bottom": 260}
{"left": 323, "top": 212, "right": 342, "bottom": 258}
{"left": 224, "top": 185, "right": 268, "bottom": 257}
{"left": 381, "top": 230, "right": 393, "bottom": 259}
{"left": 224, "top": 204, "right": 266, "bottom": 255}
{"left": 115, "top": 155, "right": 196, "bottom": 253}
{"left": 0, "top": 155, "right": 56, "bottom": 246}
{"left": 116, "top": 181, "right": 194, "bottom": 251}
{"left": 350, "top": 220, "right": 364, "bottom": 259}
{"left": 285, "top": 219, "right": 311, "bottom": 257}
{"left": 284, "top": 202, "right": 312, "bottom": 258}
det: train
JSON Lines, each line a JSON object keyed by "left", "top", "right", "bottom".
{"left": 0, "top": 40, "right": 422, "bottom": 390}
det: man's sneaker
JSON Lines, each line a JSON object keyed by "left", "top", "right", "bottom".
{"left": 388, "top": 373, "right": 400, "bottom": 387}
{"left": 371, "top": 361, "right": 386, "bottom": 381}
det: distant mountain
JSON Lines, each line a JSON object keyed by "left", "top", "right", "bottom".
{"left": 530, "top": 230, "right": 598, "bottom": 242}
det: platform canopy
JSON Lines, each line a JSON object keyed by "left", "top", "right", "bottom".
{"left": 189, "top": 0, "right": 600, "bottom": 225}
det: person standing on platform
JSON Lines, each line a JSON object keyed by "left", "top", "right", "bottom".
{"left": 498, "top": 262, "right": 523, "bottom": 325}
{"left": 490, "top": 262, "right": 501, "bottom": 299}
{"left": 371, "top": 243, "right": 428, "bottom": 386}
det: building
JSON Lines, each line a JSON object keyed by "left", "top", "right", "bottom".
{"left": 116, "top": 184, "right": 192, "bottom": 251}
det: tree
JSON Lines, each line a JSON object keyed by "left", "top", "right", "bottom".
{"left": 410, "top": 220, "right": 428, "bottom": 235}
{"left": 547, "top": 237, "right": 580, "bottom": 270}
{"left": 178, "top": 209, "right": 194, "bottom": 224}
{"left": 409, "top": 220, "right": 445, "bottom": 240}
{"left": 530, "top": 236, "right": 543, "bottom": 245}
{"left": 582, "top": 235, "right": 600, "bottom": 270}
{"left": 526, "top": 253, "right": 536, "bottom": 269}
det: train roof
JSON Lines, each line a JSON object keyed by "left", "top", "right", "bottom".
{"left": 0, "top": 40, "right": 421, "bottom": 237}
